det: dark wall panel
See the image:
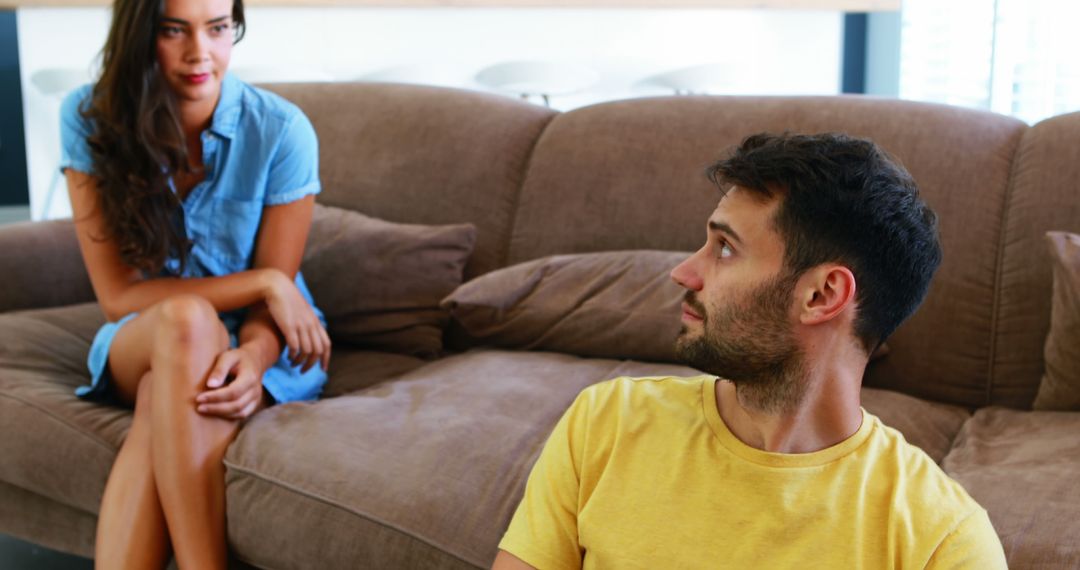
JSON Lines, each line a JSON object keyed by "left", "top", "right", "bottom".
{"left": 0, "top": 11, "right": 29, "bottom": 207}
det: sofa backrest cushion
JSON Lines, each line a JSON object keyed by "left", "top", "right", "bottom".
{"left": 265, "top": 82, "right": 555, "bottom": 279}
{"left": 509, "top": 96, "right": 1027, "bottom": 408}
{"left": 992, "top": 112, "right": 1080, "bottom": 407}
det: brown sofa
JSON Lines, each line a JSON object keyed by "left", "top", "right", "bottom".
{"left": 2, "top": 83, "right": 1079, "bottom": 569}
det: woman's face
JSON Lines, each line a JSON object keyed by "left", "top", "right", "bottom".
{"left": 156, "top": 0, "right": 235, "bottom": 106}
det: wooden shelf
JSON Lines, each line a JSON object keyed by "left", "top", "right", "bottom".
{"left": 5, "top": 0, "right": 899, "bottom": 10}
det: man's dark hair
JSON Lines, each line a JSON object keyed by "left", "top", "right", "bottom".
{"left": 707, "top": 132, "right": 942, "bottom": 353}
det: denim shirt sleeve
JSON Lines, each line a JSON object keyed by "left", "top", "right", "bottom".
{"left": 59, "top": 85, "right": 96, "bottom": 175}
{"left": 264, "top": 111, "right": 321, "bottom": 206}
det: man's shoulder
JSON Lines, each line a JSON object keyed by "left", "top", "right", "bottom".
{"left": 580, "top": 375, "right": 714, "bottom": 409}
{"left": 865, "top": 415, "right": 988, "bottom": 534}
{"left": 567, "top": 375, "right": 713, "bottom": 434}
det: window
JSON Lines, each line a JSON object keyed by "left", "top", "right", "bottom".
{"left": 900, "top": 0, "right": 1080, "bottom": 124}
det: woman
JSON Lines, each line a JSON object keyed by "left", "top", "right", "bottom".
{"left": 60, "top": 0, "right": 330, "bottom": 566}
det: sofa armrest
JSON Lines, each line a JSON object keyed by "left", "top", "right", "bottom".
{"left": 0, "top": 220, "right": 95, "bottom": 313}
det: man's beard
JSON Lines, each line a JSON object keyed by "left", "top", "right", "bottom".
{"left": 675, "top": 271, "right": 807, "bottom": 414}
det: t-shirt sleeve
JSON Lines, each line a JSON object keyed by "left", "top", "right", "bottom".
{"left": 498, "top": 391, "right": 591, "bottom": 570}
{"left": 926, "top": 508, "right": 1008, "bottom": 569}
{"left": 59, "top": 85, "right": 96, "bottom": 175}
{"left": 264, "top": 110, "right": 321, "bottom": 206}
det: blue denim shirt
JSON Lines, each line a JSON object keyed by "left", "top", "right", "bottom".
{"left": 60, "top": 73, "right": 327, "bottom": 403}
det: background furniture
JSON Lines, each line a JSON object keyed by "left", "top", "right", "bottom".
{"left": 475, "top": 60, "right": 598, "bottom": 107}
{"left": 636, "top": 62, "right": 733, "bottom": 95}
{"left": 28, "top": 68, "right": 89, "bottom": 220}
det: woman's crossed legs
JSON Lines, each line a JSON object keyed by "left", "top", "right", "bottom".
{"left": 95, "top": 294, "right": 265, "bottom": 569}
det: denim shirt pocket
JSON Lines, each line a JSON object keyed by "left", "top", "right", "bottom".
{"left": 210, "top": 197, "right": 262, "bottom": 267}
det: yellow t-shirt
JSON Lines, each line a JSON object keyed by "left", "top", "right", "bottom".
{"left": 499, "top": 376, "right": 1006, "bottom": 570}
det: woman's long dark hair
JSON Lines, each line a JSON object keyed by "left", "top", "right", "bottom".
{"left": 83, "top": 0, "right": 245, "bottom": 274}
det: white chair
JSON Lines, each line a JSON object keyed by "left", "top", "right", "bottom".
{"left": 358, "top": 65, "right": 466, "bottom": 88}
{"left": 474, "top": 61, "right": 598, "bottom": 107}
{"left": 231, "top": 65, "right": 334, "bottom": 84}
{"left": 636, "top": 63, "right": 732, "bottom": 96}
{"left": 31, "top": 67, "right": 92, "bottom": 221}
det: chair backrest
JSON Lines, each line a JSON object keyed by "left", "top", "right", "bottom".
{"left": 30, "top": 68, "right": 91, "bottom": 98}
{"left": 474, "top": 60, "right": 598, "bottom": 97}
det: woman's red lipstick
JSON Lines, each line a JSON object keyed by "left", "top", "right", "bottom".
{"left": 183, "top": 73, "right": 210, "bottom": 84}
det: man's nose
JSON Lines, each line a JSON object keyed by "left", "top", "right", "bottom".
{"left": 671, "top": 254, "right": 703, "bottom": 291}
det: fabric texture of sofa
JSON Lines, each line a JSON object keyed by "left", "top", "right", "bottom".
{"left": 1, "top": 83, "right": 1079, "bottom": 569}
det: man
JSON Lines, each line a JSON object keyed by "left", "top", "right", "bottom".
{"left": 493, "top": 133, "right": 1007, "bottom": 569}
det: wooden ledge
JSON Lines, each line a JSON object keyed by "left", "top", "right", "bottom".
{"left": 6, "top": 0, "right": 899, "bottom": 10}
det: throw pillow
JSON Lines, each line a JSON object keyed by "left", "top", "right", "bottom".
{"left": 302, "top": 204, "right": 477, "bottom": 358}
{"left": 1032, "top": 231, "right": 1080, "bottom": 410}
{"left": 442, "top": 250, "right": 697, "bottom": 362}
{"left": 442, "top": 250, "right": 891, "bottom": 363}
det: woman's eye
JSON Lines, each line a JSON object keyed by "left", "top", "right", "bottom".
{"left": 210, "top": 23, "right": 230, "bottom": 35}
{"left": 159, "top": 26, "right": 183, "bottom": 37}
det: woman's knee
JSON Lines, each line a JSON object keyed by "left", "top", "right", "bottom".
{"left": 153, "top": 295, "right": 223, "bottom": 348}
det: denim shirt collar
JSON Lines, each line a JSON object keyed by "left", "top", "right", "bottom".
{"left": 208, "top": 72, "right": 242, "bottom": 139}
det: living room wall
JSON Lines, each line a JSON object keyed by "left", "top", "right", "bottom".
{"left": 18, "top": 7, "right": 843, "bottom": 219}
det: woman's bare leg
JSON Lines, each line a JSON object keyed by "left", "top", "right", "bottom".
{"left": 94, "top": 373, "right": 170, "bottom": 569}
{"left": 96, "top": 294, "right": 239, "bottom": 569}
{"left": 149, "top": 296, "right": 239, "bottom": 569}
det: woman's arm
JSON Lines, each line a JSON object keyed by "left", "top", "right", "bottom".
{"left": 237, "top": 193, "right": 329, "bottom": 373}
{"left": 195, "top": 194, "right": 330, "bottom": 418}
{"left": 67, "top": 169, "right": 284, "bottom": 321}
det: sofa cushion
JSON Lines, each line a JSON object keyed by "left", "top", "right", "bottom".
{"left": 266, "top": 82, "right": 555, "bottom": 280}
{"left": 442, "top": 250, "right": 688, "bottom": 362}
{"left": 0, "top": 302, "right": 425, "bottom": 535}
{"left": 991, "top": 112, "right": 1080, "bottom": 408}
{"left": 0, "top": 219, "right": 94, "bottom": 313}
{"left": 302, "top": 204, "right": 477, "bottom": 358}
{"left": 223, "top": 350, "right": 701, "bottom": 569}
{"left": 321, "top": 348, "right": 426, "bottom": 398}
{"left": 1032, "top": 232, "right": 1080, "bottom": 410}
{"left": 943, "top": 408, "right": 1080, "bottom": 568}
{"left": 0, "top": 304, "right": 124, "bottom": 515}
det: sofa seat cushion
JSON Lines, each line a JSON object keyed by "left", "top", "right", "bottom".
{"left": 0, "top": 302, "right": 423, "bottom": 531}
{"left": 943, "top": 408, "right": 1080, "bottom": 569}
{"left": 321, "top": 349, "right": 427, "bottom": 398}
{"left": 0, "top": 303, "right": 125, "bottom": 515}
{"left": 222, "top": 350, "right": 701, "bottom": 568}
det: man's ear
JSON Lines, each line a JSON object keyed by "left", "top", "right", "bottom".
{"left": 798, "top": 265, "right": 857, "bottom": 325}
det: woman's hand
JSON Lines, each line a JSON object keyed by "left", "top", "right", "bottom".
{"left": 261, "top": 269, "right": 331, "bottom": 372}
{"left": 196, "top": 346, "right": 267, "bottom": 420}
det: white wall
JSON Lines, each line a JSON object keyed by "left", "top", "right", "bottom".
{"left": 19, "top": 7, "right": 843, "bottom": 220}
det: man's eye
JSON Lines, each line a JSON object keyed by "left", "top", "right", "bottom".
{"left": 718, "top": 241, "right": 734, "bottom": 259}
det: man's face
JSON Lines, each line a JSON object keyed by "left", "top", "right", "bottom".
{"left": 671, "top": 188, "right": 806, "bottom": 410}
